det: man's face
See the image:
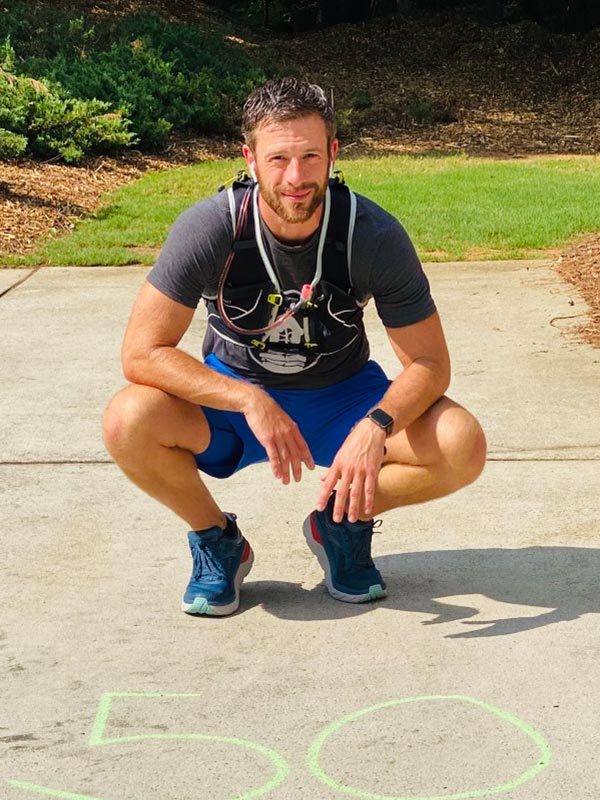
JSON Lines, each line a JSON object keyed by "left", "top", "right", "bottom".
{"left": 243, "top": 114, "right": 338, "bottom": 227}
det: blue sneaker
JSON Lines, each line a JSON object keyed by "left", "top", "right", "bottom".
{"left": 182, "top": 513, "right": 254, "bottom": 616}
{"left": 303, "top": 495, "right": 387, "bottom": 603}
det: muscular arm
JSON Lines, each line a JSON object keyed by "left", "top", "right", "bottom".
{"left": 376, "top": 310, "right": 450, "bottom": 432}
{"left": 317, "top": 311, "right": 450, "bottom": 521}
{"left": 122, "top": 282, "right": 314, "bottom": 482}
{"left": 123, "top": 281, "right": 253, "bottom": 410}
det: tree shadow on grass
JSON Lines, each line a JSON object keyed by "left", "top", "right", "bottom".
{"left": 243, "top": 546, "right": 600, "bottom": 637}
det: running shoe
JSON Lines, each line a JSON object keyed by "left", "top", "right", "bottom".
{"left": 182, "top": 513, "right": 253, "bottom": 616}
{"left": 303, "top": 494, "right": 387, "bottom": 603}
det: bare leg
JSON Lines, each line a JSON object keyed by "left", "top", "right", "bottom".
{"left": 372, "top": 396, "right": 487, "bottom": 516}
{"left": 102, "top": 384, "right": 224, "bottom": 531}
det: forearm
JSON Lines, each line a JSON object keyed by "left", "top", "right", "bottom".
{"left": 376, "top": 358, "right": 450, "bottom": 435}
{"left": 123, "top": 343, "right": 262, "bottom": 414}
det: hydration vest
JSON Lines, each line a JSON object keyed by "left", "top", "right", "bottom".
{"left": 204, "top": 172, "right": 366, "bottom": 376}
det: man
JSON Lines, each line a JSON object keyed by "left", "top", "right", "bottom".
{"left": 103, "top": 77, "right": 486, "bottom": 616}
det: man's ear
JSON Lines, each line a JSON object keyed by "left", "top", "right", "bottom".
{"left": 329, "top": 138, "right": 339, "bottom": 173}
{"left": 242, "top": 144, "right": 256, "bottom": 181}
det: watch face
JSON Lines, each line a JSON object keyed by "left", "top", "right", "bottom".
{"left": 369, "top": 408, "right": 394, "bottom": 435}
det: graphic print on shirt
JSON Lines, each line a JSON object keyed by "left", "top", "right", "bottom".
{"left": 208, "top": 282, "right": 362, "bottom": 375}
{"left": 255, "top": 312, "right": 307, "bottom": 373}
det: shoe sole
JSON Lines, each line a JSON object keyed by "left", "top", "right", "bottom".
{"left": 302, "top": 516, "right": 387, "bottom": 603}
{"left": 181, "top": 545, "right": 254, "bottom": 617}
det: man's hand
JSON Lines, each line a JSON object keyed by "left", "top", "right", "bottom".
{"left": 242, "top": 389, "right": 314, "bottom": 484}
{"left": 317, "top": 418, "right": 387, "bottom": 523}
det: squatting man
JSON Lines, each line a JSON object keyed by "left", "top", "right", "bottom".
{"left": 103, "top": 77, "right": 486, "bottom": 615}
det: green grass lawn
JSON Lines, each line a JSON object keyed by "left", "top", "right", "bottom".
{"left": 5, "top": 155, "right": 600, "bottom": 266}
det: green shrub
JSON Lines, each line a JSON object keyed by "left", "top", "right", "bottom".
{"left": 0, "top": 70, "right": 135, "bottom": 162}
{"left": 1, "top": 6, "right": 268, "bottom": 151}
{"left": 0, "top": 70, "right": 44, "bottom": 135}
{"left": 0, "top": 127, "right": 27, "bottom": 158}
{"left": 335, "top": 101, "right": 372, "bottom": 137}
{"left": 29, "top": 91, "right": 135, "bottom": 162}
{"left": 351, "top": 89, "right": 373, "bottom": 111}
{"left": 0, "top": 35, "right": 16, "bottom": 72}
{"left": 404, "top": 94, "right": 457, "bottom": 126}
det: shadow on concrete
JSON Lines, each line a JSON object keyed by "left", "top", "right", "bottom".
{"left": 245, "top": 547, "right": 600, "bottom": 636}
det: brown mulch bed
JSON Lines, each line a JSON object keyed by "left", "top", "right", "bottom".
{"left": 0, "top": 136, "right": 239, "bottom": 256}
{"left": 1, "top": 3, "right": 599, "bottom": 344}
{"left": 556, "top": 235, "right": 600, "bottom": 347}
{"left": 0, "top": 158, "right": 141, "bottom": 255}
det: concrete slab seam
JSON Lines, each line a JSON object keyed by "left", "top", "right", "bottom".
{"left": 0, "top": 267, "right": 40, "bottom": 299}
{"left": 1, "top": 455, "right": 599, "bottom": 467}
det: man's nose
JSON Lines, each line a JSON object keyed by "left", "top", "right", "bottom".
{"left": 284, "top": 158, "right": 304, "bottom": 185}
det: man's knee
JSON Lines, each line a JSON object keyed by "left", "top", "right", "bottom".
{"left": 436, "top": 401, "right": 487, "bottom": 486}
{"left": 102, "top": 384, "right": 167, "bottom": 455}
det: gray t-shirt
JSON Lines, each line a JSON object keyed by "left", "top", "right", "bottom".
{"left": 147, "top": 187, "right": 436, "bottom": 388}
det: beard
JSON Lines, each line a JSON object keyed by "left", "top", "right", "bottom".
{"left": 256, "top": 173, "right": 328, "bottom": 225}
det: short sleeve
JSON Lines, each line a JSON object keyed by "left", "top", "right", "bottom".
{"left": 147, "top": 194, "right": 232, "bottom": 309}
{"left": 370, "top": 218, "right": 437, "bottom": 328}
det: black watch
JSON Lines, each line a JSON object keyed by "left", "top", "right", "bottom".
{"left": 367, "top": 408, "right": 394, "bottom": 437}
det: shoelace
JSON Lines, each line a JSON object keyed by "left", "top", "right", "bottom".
{"left": 343, "top": 519, "right": 383, "bottom": 569}
{"left": 191, "top": 540, "right": 227, "bottom": 581}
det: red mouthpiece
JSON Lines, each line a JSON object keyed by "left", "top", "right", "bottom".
{"left": 300, "top": 284, "right": 312, "bottom": 302}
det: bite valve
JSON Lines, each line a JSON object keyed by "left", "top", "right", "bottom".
{"left": 290, "top": 284, "right": 314, "bottom": 313}
{"left": 300, "top": 284, "right": 313, "bottom": 303}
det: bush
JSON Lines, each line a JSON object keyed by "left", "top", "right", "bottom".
{"left": 0, "top": 6, "right": 268, "bottom": 151}
{"left": 351, "top": 90, "right": 373, "bottom": 111}
{"left": 404, "top": 94, "right": 457, "bottom": 126}
{"left": 0, "top": 68, "right": 135, "bottom": 162}
{"left": 333, "top": 91, "right": 373, "bottom": 137}
{"left": 0, "top": 127, "right": 27, "bottom": 158}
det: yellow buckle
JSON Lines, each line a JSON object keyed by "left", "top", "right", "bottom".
{"left": 251, "top": 339, "right": 266, "bottom": 350}
{"left": 267, "top": 293, "right": 283, "bottom": 306}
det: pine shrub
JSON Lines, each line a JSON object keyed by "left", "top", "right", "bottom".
{"left": 0, "top": 67, "right": 135, "bottom": 162}
{"left": 0, "top": 6, "right": 267, "bottom": 152}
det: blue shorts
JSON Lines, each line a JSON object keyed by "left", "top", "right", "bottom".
{"left": 195, "top": 355, "right": 392, "bottom": 479}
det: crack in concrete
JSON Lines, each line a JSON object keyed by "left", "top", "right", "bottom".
{"left": 0, "top": 455, "right": 598, "bottom": 466}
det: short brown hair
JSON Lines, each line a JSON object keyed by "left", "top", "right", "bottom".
{"left": 242, "top": 77, "right": 335, "bottom": 149}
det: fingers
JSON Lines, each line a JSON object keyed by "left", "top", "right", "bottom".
{"left": 332, "top": 474, "right": 352, "bottom": 523}
{"left": 317, "top": 461, "right": 356, "bottom": 522}
{"left": 245, "top": 397, "right": 314, "bottom": 485}
{"left": 321, "top": 469, "right": 375, "bottom": 523}
{"left": 362, "top": 470, "right": 377, "bottom": 519}
{"left": 316, "top": 432, "right": 385, "bottom": 520}
{"left": 346, "top": 475, "right": 365, "bottom": 524}
{"left": 317, "top": 468, "right": 365, "bottom": 523}
{"left": 344, "top": 467, "right": 378, "bottom": 522}
{"left": 316, "top": 467, "right": 339, "bottom": 511}
{"left": 291, "top": 432, "right": 315, "bottom": 481}
{"left": 272, "top": 446, "right": 290, "bottom": 484}
{"left": 265, "top": 427, "right": 314, "bottom": 485}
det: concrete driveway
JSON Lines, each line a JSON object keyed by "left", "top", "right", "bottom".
{"left": 1, "top": 260, "right": 598, "bottom": 800}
